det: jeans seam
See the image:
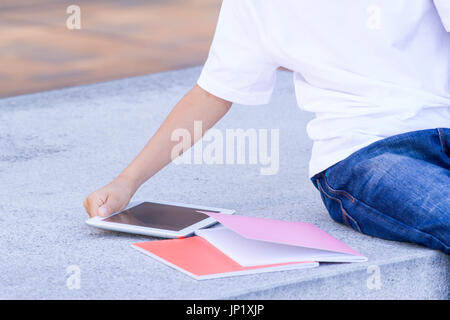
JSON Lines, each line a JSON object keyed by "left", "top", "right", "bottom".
{"left": 437, "top": 128, "right": 448, "bottom": 155}
{"left": 321, "top": 174, "right": 355, "bottom": 203}
{"left": 317, "top": 179, "right": 362, "bottom": 232}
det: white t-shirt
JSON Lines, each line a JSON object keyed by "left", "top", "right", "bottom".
{"left": 197, "top": 0, "right": 450, "bottom": 178}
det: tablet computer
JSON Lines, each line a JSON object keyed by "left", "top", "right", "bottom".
{"left": 85, "top": 200, "right": 235, "bottom": 238}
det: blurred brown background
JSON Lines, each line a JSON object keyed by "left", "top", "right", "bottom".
{"left": 0, "top": 0, "right": 221, "bottom": 98}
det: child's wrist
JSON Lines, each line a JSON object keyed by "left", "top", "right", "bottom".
{"left": 115, "top": 172, "right": 141, "bottom": 194}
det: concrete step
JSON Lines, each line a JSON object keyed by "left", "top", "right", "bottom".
{"left": 0, "top": 67, "right": 448, "bottom": 299}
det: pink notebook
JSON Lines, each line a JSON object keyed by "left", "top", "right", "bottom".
{"left": 132, "top": 211, "right": 367, "bottom": 280}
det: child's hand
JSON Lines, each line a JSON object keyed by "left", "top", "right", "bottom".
{"left": 83, "top": 176, "right": 137, "bottom": 218}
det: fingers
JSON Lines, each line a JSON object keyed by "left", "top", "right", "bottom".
{"left": 84, "top": 181, "right": 132, "bottom": 218}
{"left": 98, "top": 205, "right": 108, "bottom": 216}
{"left": 98, "top": 195, "right": 123, "bottom": 217}
{"left": 83, "top": 192, "right": 107, "bottom": 217}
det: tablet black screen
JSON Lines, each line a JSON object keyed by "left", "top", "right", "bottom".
{"left": 103, "top": 202, "right": 217, "bottom": 231}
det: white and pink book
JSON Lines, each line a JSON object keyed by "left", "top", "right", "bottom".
{"left": 132, "top": 211, "right": 367, "bottom": 280}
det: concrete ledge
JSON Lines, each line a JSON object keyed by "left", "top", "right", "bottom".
{"left": 0, "top": 67, "right": 448, "bottom": 299}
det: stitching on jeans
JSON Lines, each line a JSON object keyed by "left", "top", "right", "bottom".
{"left": 321, "top": 175, "right": 355, "bottom": 203}
{"left": 437, "top": 128, "right": 448, "bottom": 155}
{"left": 318, "top": 181, "right": 361, "bottom": 232}
{"left": 317, "top": 180, "right": 362, "bottom": 232}
{"left": 341, "top": 207, "right": 349, "bottom": 225}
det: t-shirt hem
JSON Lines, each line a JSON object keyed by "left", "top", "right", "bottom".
{"left": 308, "top": 146, "right": 371, "bottom": 179}
{"left": 308, "top": 137, "right": 386, "bottom": 179}
{"left": 309, "top": 161, "right": 338, "bottom": 180}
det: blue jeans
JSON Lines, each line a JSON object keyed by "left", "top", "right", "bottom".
{"left": 311, "top": 128, "right": 450, "bottom": 254}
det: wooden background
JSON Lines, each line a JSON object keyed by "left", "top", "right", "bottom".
{"left": 0, "top": 0, "right": 221, "bottom": 98}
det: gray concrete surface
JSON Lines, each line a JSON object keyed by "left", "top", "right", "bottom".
{"left": 0, "top": 67, "right": 448, "bottom": 299}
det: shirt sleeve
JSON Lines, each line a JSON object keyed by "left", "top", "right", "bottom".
{"left": 197, "top": 0, "right": 279, "bottom": 105}
{"left": 434, "top": 0, "right": 450, "bottom": 32}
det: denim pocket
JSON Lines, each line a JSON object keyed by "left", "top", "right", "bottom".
{"left": 316, "top": 175, "right": 362, "bottom": 233}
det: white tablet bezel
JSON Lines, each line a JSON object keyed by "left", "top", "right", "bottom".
{"left": 85, "top": 199, "right": 234, "bottom": 238}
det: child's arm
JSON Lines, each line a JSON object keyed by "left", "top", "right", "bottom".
{"left": 83, "top": 84, "right": 232, "bottom": 217}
